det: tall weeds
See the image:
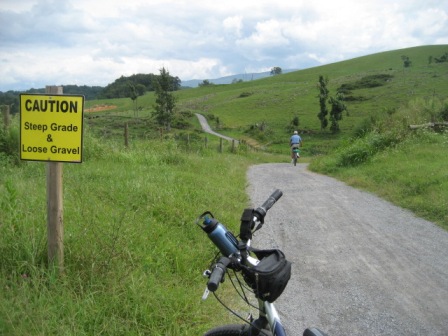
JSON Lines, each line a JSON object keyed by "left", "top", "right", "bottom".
{"left": 0, "top": 115, "right": 20, "bottom": 165}
{"left": 0, "top": 136, "right": 257, "bottom": 335}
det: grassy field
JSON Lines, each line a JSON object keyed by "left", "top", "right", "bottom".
{"left": 1, "top": 45, "right": 448, "bottom": 334}
{"left": 0, "top": 133, "right": 282, "bottom": 335}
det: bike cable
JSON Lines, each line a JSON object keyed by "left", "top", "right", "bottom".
{"left": 212, "top": 292, "right": 271, "bottom": 336}
{"left": 228, "top": 270, "right": 260, "bottom": 311}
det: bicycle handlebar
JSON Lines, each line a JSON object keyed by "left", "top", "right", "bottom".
{"left": 207, "top": 257, "right": 230, "bottom": 292}
{"left": 201, "top": 189, "right": 283, "bottom": 290}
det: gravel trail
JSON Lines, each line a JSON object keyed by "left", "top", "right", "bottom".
{"left": 195, "top": 113, "right": 239, "bottom": 143}
{"left": 246, "top": 163, "right": 448, "bottom": 336}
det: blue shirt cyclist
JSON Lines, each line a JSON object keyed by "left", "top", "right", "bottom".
{"left": 290, "top": 131, "right": 302, "bottom": 147}
{"left": 290, "top": 131, "right": 302, "bottom": 158}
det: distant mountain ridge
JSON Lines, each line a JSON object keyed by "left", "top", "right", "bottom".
{"left": 181, "top": 69, "right": 298, "bottom": 87}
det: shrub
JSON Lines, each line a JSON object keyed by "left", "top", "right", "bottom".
{"left": 338, "top": 74, "right": 393, "bottom": 92}
{"left": 0, "top": 120, "right": 20, "bottom": 165}
{"left": 352, "top": 117, "right": 376, "bottom": 138}
{"left": 239, "top": 91, "right": 253, "bottom": 98}
{"left": 439, "top": 103, "right": 448, "bottom": 121}
{"left": 336, "top": 131, "right": 403, "bottom": 167}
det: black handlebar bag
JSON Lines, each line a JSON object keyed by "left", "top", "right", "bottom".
{"left": 241, "top": 249, "right": 291, "bottom": 303}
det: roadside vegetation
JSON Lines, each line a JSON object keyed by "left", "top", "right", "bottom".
{"left": 0, "top": 128, "right": 280, "bottom": 335}
{"left": 309, "top": 97, "right": 448, "bottom": 229}
{"left": 1, "top": 45, "right": 447, "bottom": 334}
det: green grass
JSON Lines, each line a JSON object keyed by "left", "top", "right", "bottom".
{"left": 0, "top": 137, "right": 277, "bottom": 335}
{"left": 1, "top": 45, "right": 448, "bottom": 334}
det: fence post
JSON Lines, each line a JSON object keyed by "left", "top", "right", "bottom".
{"left": 204, "top": 136, "right": 208, "bottom": 148}
{"left": 124, "top": 123, "right": 129, "bottom": 148}
{"left": 219, "top": 138, "right": 223, "bottom": 153}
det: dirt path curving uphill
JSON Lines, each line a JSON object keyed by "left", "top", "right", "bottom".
{"left": 195, "top": 113, "right": 239, "bottom": 143}
{"left": 247, "top": 163, "right": 448, "bottom": 336}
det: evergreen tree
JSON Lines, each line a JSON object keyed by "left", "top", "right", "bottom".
{"left": 328, "top": 93, "right": 347, "bottom": 133}
{"left": 317, "top": 75, "right": 329, "bottom": 130}
{"left": 153, "top": 67, "right": 176, "bottom": 130}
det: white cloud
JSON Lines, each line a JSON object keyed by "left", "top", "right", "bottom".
{"left": 240, "top": 19, "right": 290, "bottom": 47}
{"left": 0, "top": 0, "right": 447, "bottom": 91}
{"left": 412, "top": 8, "right": 448, "bottom": 37}
{"left": 223, "top": 16, "right": 243, "bottom": 38}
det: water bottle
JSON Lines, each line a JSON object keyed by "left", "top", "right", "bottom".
{"left": 202, "top": 217, "right": 239, "bottom": 256}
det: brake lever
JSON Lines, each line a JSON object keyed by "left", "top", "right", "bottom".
{"left": 202, "top": 287, "right": 210, "bottom": 300}
{"left": 202, "top": 269, "right": 212, "bottom": 300}
{"left": 252, "top": 217, "right": 263, "bottom": 234}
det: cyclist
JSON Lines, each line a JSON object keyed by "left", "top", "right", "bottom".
{"left": 290, "top": 130, "right": 302, "bottom": 159}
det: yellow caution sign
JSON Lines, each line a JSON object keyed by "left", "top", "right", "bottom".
{"left": 20, "top": 94, "right": 84, "bottom": 162}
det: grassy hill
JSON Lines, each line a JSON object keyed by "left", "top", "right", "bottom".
{"left": 85, "top": 45, "right": 448, "bottom": 153}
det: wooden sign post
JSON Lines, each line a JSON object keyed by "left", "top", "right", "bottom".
{"left": 47, "top": 157, "right": 64, "bottom": 270}
{"left": 19, "top": 86, "right": 84, "bottom": 273}
{"left": 46, "top": 86, "right": 64, "bottom": 271}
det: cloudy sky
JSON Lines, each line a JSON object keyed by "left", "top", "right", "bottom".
{"left": 1, "top": 0, "right": 447, "bottom": 91}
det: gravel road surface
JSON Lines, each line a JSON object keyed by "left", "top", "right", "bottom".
{"left": 195, "top": 113, "right": 238, "bottom": 143}
{"left": 247, "top": 163, "right": 448, "bottom": 336}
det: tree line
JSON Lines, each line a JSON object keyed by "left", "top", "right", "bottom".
{"left": 98, "top": 73, "right": 181, "bottom": 99}
{"left": 0, "top": 72, "right": 182, "bottom": 114}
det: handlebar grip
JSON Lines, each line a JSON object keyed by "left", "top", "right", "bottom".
{"left": 207, "top": 257, "right": 230, "bottom": 292}
{"left": 260, "top": 189, "right": 283, "bottom": 212}
{"left": 254, "top": 189, "right": 283, "bottom": 221}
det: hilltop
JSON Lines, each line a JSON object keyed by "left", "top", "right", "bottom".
{"left": 181, "top": 69, "right": 298, "bottom": 87}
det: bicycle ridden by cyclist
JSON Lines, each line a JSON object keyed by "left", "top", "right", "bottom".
{"left": 290, "top": 130, "right": 302, "bottom": 158}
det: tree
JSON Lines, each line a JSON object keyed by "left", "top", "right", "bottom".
{"left": 287, "top": 115, "right": 300, "bottom": 133}
{"left": 291, "top": 115, "right": 299, "bottom": 128}
{"left": 317, "top": 75, "right": 329, "bottom": 130}
{"left": 434, "top": 52, "right": 448, "bottom": 63}
{"left": 270, "top": 67, "right": 282, "bottom": 75}
{"left": 98, "top": 73, "right": 180, "bottom": 99}
{"left": 153, "top": 67, "right": 176, "bottom": 130}
{"left": 401, "top": 55, "right": 412, "bottom": 68}
{"left": 128, "top": 82, "right": 146, "bottom": 116}
{"left": 199, "top": 79, "right": 214, "bottom": 87}
{"left": 328, "top": 93, "right": 347, "bottom": 133}
{"left": 171, "top": 76, "right": 182, "bottom": 90}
